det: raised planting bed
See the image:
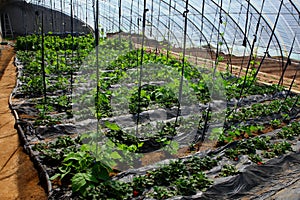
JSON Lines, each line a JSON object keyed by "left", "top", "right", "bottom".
{"left": 11, "top": 34, "right": 300, "bottom": 199}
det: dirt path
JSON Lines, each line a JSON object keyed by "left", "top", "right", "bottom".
{"left": 0, "top": 44, "right": 47, "bottom": 199}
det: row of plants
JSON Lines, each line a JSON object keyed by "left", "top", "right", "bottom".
{"left": 16, "top": 34, "right": 94, "bottom": 74}
{"left": 214, "top": 124, "right": 265, "bottom": 146}
{"left": 34, "top": 134, "right": 216, "bottom": 199}
{"left": 35, "top": 121, "right": 299, "bottom": 199}
{"left": 206, "top": 94, "right": 299, "bottom": 146}
{"left": 128, "top": 84, "right": 179, "bottom": 114}
{"left": 224, "top": 121, "right": 299, "bottom": 163}
{"left": 104, "top": 121, "right": 177, "bottom": 153}
{"left": 16, "top": 33, "right": 94, "bottom": 52}
{"left": 15, "top": 34, "right": 95, "bottom": 127}
{"left": 227, "top": 97, "right": 298, "bottom": 123}
{"left": 223, "top": 70, "right": 284, "bottom": 99}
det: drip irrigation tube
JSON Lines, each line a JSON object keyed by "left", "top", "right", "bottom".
{"left": 9, "top": 58, "right": 52, "bottom": 196}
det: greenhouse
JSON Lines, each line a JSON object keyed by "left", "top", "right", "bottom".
{"left": 0, "top": 0, "right": 299, "bottom": 199}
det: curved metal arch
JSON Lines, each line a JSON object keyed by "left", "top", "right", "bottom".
{"left": 105, "top": 0, "right": 189, "bottom": 47}
{"left": 182, "top": 0, "right": 247, "bottom": 66}
{"left": 158, "top": 0, "right": 232, "bottom": 56}
{"left": 284, "top": 1, "right": 300, "bottom": 25}
{"left": 288, "top": 0, "right": 300, "bottom": 15}
{"left": 215, "top": 0, "right": 284, "bottom": 65}
{"left": 118, "top": 0, "right": 220, "bottom": 64}
{"left": 31, "top": 0, "right": 299, "bottom": 62}
{"left": 55, "top": 1, "right": 184, "bottom": 56}
{"left": 134, "top": 1, "right": 197, "bottom": 49}
{"left": 235, "top": 0, "right": 285, "bottom": 64}
{"left": 186, "top": 5, "right": 232, "bottom": 58}
{"left": 158, "top": 0, "right": 213, "bottom": 48}
{"left": 47, "top": 0, "right": 250, "bottom": 55}
{"left": 281, "top": 2, "right": 300, "bottom": 52}
{"left": 208, "top": 0, "right": 253, "bottom": 50}
{"left": 185, "top": 0, "right": 252, "bottom": 62}
{"left": 264, "top": 3, "right": 299, "bottom": 51}
{"left": 112, "top": 1, "right": 197, "bottom": 49}
{"left": 32, "top": 0, "right": 184, "bottom": 48}
{"left": 117, "top": 1, "right": 183, "bottom": 48}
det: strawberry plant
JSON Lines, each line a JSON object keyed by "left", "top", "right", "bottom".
{"left": 147, "top": 186, "right": 176, "bottom": 199}
{"left": 270, "top": 119, "right": 281, "bottom": 128}
{"left": 277, "top": 122, "right": 300, "bottom": 139}
{"left": 248, "top": 154, "right": 263, "bottom": 164}
{"left": 104, "top": 121, "right": 176, "bottom": 153}
{"left": 220, "top": 164, "right": 239, "bottom": 177}
{"left": 271, "top": 141, "right": 293, "bottom": 156}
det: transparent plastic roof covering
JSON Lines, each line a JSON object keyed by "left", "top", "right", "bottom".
{"left": 28, "top": 0, "right": 300, "bottom": 60}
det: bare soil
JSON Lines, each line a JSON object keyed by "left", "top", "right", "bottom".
{"left": 0, "top": 44, "right": 47, "bottom": 199}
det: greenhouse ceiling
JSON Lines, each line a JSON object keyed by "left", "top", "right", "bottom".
{"left": 6, "top": 0, "right": 300, "bottom": 60}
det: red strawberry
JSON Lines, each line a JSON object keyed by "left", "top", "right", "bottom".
{"left": 234, "top": 157, "right": 239, "bottom": 161}
{"left": 133, "top": 190, "right": 139, "bottom": 197}
{"left": 257, "top": 161, "right": 263, "bottom": 165}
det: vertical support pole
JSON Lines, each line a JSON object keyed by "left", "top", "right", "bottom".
{"left": 118, "top": 0, "right": 122, "bottom": 33}
{"left": 285, "top": 69, "right": 298, "bottom": 100}
{"left": 150, "top": 0, "right": 154, "bottom": 37}
{"left": 41, "top": 12, "right": 47, "bottom": 107}
{"left": 86, "top": 0, "right": 88, "bottom": 26}
{"left": 166, "top": 0, "right": 171, "bottom": 61}
{"left": 278, "top": 35, "right": 295, "bottom": 86}
{"left": 70, "top": 0, "right": 74, "bottom": 98}
{"left": 95, "top": 0, "right": 100, "bottom": 154}
{"left": 201, "top": 0, "right": 205, "bottom": 42}
{"left": 70, "top": 0, "right": 74, "bottom": 35}
{"left": 129, "top": 0, "right": 133, "bottom": 48}
{"left": 175, "top": 0, "right": 189, "bottom": 126}
{"left": 0, "top": 14, "right": 3, "bottom": 42}
{"left": 202, "top": 0, "right": 223, "bottom": 143}
{"left": 154, "top": 0, "right": 161, "bottom": 57}
{"left": 215, "top": 0, "right": 223, "bottom": 67}
{"left": 76, "top": 0, "right": 79, "bottom": 32}
{"left": 242, "top": 0, "right": 250, "bottom": 47}
{"left": 238, "top": 0, "right": 276, "bottom": 100}
{"left": 60, "top": 0, "right": 63, "bottom": 33}
{"left": 50, "top": 0, "right": 54, "bottom": 31}
{"left": 118, "top": 0, "right": 122, "bottom": 40}
{"left": 53, "top": 0, "right": 56, "bottom": 32}
{"left": 244, "top": 0, "right": 281, "bottom": 95}
{"left": 136, "top": 0, "right": 148, "bottom": 135}
{"left": 22, "top": 0, "right": 25, "bottom": 36}
{"left": 95, "top": 0, "right": 99, "bottom": 119}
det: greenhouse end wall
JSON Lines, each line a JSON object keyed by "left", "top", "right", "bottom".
{"left": 0, "top": 1, "right": 91, "bottom": 37}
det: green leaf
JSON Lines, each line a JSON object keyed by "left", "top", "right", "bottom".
{"left": 44, "top": 67, "right": 51, "bottom": 74}
{"left": 49, "top": 173, "right": 61, "bottom": 181}
{"left": 84, "top": 172, "right": 98, "bottom": 183}
{"left": 138, "top": 142, "right": 144, "bottom": 148}
{"left": 92, "top": 162, "right": 110, "bottom": 181}
{"left": 110, "top": 151, "right": 122, "bottom": 159}
{"left": 105, "top": 122, "right": 120, "bottom": 131}
{"left": 64, "top": 151, "right": 84, "bottom": 161}
{"left": 249, "top": 125, "right": 257, "bottom": 132}
{"left": 58, "top": 166, "right": 71, "bottom": 180}
{"left": 71, "top": 173, "right": 87, "bottom": 192}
